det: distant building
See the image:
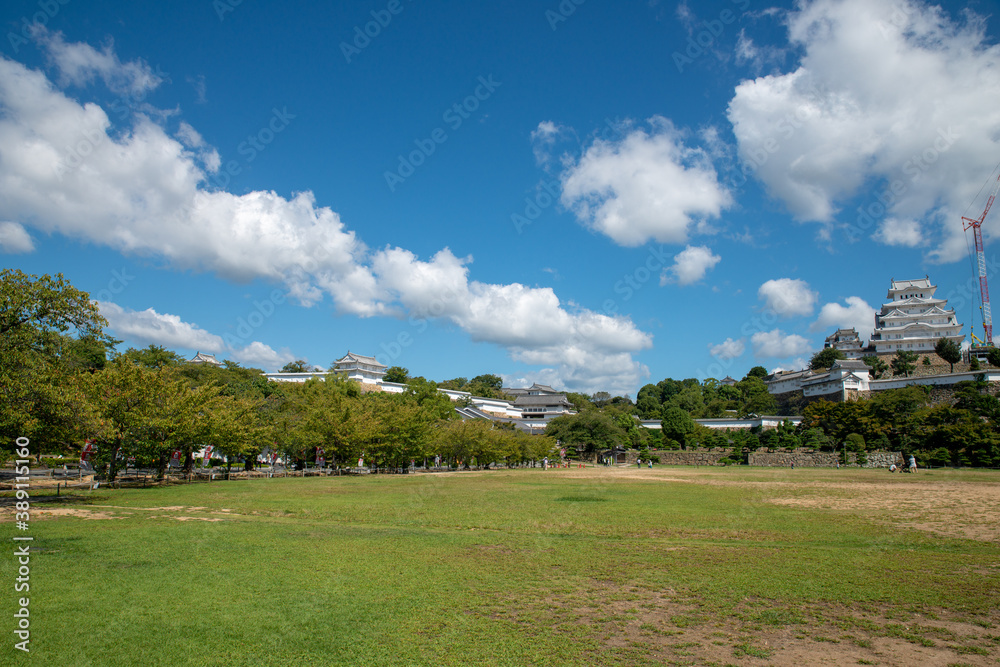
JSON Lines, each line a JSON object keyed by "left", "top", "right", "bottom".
{"left": 720, "top": 376, "right": 737, "bottom": 387}
{"left": 331, "top": 352, "right": 387, "bottom": 385}
{"left": 502, "top": 382, "right": 560, "bottom": 398}
{"left": 512, "top": 394, "right": 576, "bottom": 421}
{"left": 263, "top": 351, "right": 389, "bottom": 385}
{"left": 189, "top": 352, "right": 222, "bottom": 366}
{"left": 870, "top": 277, "right": 963, "bottom": 354}
{"left": 262, "top": 357, "right": 574, "bottom": 428}
{"left": 801, "top": 359, "right": 871, "bottom": 401}
{"left": 823, "top": 328, "right": 867, "bottom": 359}
{"left": 764, "top": 368, "right": 816, "bottom": 395}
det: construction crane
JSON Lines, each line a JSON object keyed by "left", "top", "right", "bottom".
{"left": 963, "top": 169, "right": 1000, "bottom": 346}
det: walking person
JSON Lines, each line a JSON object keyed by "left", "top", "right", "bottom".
{"left": 908, "top": 455, "right": 917, "bottom": 473}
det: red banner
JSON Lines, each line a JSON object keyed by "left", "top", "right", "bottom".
{"left": 315, "top": 447, "right": 325, "bottom": 466}
{"left": 169, "top": 450, "right": 182, "bottom": 467}
{"left": 81, "top": 440, "right": 94, "bottom": 463}
{"left": 202, "top": 446, "right": 213, "bottom": 466}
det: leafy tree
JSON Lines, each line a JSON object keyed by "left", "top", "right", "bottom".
{"left": 862, "top": 355, "right": 889, "bottom": 379}
{"left": 591, "top": 391, "right": 612, "bottom": 407}
{"left": 282, "top": 359, "right": 314, "bottom": 373}
{"left": 844, "top": 433, "right": 866, "bottom": 452}
{"left": 970, "top": 354, "right": 981, "bottom": 371}
{"left": 404, "top": 377, "right": 456, "bottom": 421}
{"left": 544, "top": 412, "right": 626, "bottom": 454}
{"left": 810, "top": 347, "right": 845, "bottom": 370}
{"left": 384, "top": 366, "right": 409, "bottom": 383}
{"left": 564, "top": 392, "right": 596, "bottom": 412}
{"left": 667, "top": 384, "right": 704, "bottom": 416}
{"left": 891, "top": 350, "right": 918, "bottom": 377}
{"left": 657, "top": 378, "right": 682, "bottom": 403}
{"left": 636, "top": 383, "right": 662, "bottom": 418}
{"left": 985, "top": 347, "right": 1000, "bottom": 368}
{"left": 437, "top": 377, "right": 468, "bottom": 390}
{"left": 465, "top": 373, "right": 505, "bottom": 399}
{"left": 801, "top": 427, "right": 833, "bottom": 451}
{"left": 122, "top": 344, "right": 184, "bottom": 369}
{"left": 745, "top": 366, "right": 768, "bottom": 380}
{"left": 74, "top": 357, "right": 167, "bottom": 480}
{"left": 736, "top": 376, "right": 777, "bottom": 417}
{"left": 660, "top": 406, "right": 695, "bottom": 448}
{"left": 934, "top": 338, "right": 962, "bottom": 373}
{"left": 758, "top": 429, "right": 779, "bottom": 450}
{"left": 922, "top": 356, "right": 932, "bottom": 366}
{"left": 1, "top": 270, "right": 113, "bottom": 447}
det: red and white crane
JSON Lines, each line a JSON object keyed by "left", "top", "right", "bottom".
{"left": 963, "top": 170, "right": 1000, "bottom": 346}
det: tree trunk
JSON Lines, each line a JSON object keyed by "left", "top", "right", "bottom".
{"left": 106, "top": 441, "right": 122, "bottom": 482}
{"left": 155, "top": 451, "right": 168, "bottom": 480}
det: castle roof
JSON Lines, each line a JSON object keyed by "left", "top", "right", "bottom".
{"left": 334, "top": 351, "right": 386, "bottom": 369}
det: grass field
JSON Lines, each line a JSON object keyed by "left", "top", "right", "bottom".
{"left": 2, "top": 466, "right": 999, "bottom": 666}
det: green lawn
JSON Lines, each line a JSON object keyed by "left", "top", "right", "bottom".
{"left": 3, "top": 467, "right": 998, "bottom": 665}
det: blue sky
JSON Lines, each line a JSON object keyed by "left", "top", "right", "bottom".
{"left": 3, "top": 0, "right": 1000, "bottom": 396}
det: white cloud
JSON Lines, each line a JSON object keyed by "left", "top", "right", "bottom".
{"left": 811, "top": 296, "right": 877, "bottom": 342}
{"left": 709, "top": 337, "right": 745, "bottom": 359}
{"left": 758, "top": 278, "right": 818, "bottom": 317}
{"left": 873, "top": 217, "right": 923, "bottom": 247}
{"left": 228, "top": 340, "right": 297, "bottom": 370}
{"left": 560, "top": 116, "right": 732, "bottom": 246}
{"left": 727, "top": 0, "right": 1000, "bottom": 262}
{"left": 98, "top": 302, "right": 296, "bottom": 370}
{"left": 530, "top": 120, "right": 569, "bottom": 167}
{"left": 99, "top": 302, "right": 225, "bottom": 352}
{"left": 371, "top": 247, "right": 653, "bottom": 394}
{"left": 751, "top": 329, "right": 812, "bottom": 358}
{"left": 0, "top": 33, "right": 658, "bottom": 395}
{"left": 0, "top": 221, "right": 34, "bottom": 253}
{"left": 660, "top": 245, "right": 721, "bottom": 286}
{"left": 37, "top": 27, "right": 163, "bottom": 96}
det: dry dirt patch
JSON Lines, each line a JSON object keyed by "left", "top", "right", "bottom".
{"left": 765, "top": 481, "right": 1000, "bottom": 543}
{"left": 489, "top": 580, "right": 1000, "bottom": 666}
{"left": 554, "top": 467, "right": 1000, "bottom": 543}
{"left": 22, "top": 507, "right": 127, "bottom": 521}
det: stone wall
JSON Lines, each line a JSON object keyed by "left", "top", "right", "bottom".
{"left": 652, "top": 449, "right": 733, "bottom": 466}
{"left": 748, "top": 449, "right": 903, "bottom": 468}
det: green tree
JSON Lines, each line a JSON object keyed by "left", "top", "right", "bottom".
{"left": 75, "top": 357, "right": 167, "bottom": 481}
{"left": 564, "top": 392, "right": 596, "bottom": 412}
{"left": 985, "top": 347, "right": 1000, "bottom": 368}
{"left": 745, "top": 366, "right": 768, "bottom": 380}
{"left": 934, "top": 338, "right": 962, "bottom": 373}
{"left": 1, "top": 270, "right": 113, "bottom": 448}
{"left": 667, "top": 384, "right": 704, "bottom": 416}
{"left": 736, "top": 376, "right": 777, "bottom": 417}
{"left": 282, "top": 359, "right": 314, "bottom": 372}
{"left": 810, "top": 347, "right": 845, "bottom": 370}
{"left": 384, "top": 366, "right": 409, "bottom": 383}
{"left": 660, "top": 406, "right": 695, "bottom": 448}
{"left": 862, "top": 355, "right": 889, "bottom": 379}
{"left": 544, "top": 412, "right": 626, "bottom": 454}
{"left": 636, "top": 383, "right": 662, "bottom": 419}
{"left": 122, "top": 344, "right": 184, "bottom": 369}
{"left": 891, "top": 350, "right": 918, "bottom": 377}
